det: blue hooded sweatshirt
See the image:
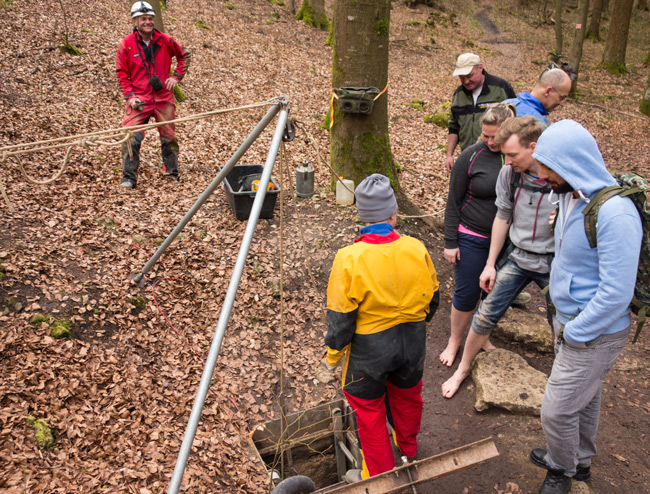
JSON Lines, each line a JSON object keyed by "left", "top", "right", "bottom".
{"left": 532, "top": 120, "right": 642, "bottom": 346}
{"left": 505, "top": 92, "right": 549, "bottom": 126}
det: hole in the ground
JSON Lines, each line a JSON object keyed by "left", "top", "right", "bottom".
{"left": 249, "top": 399, "right": 361, "bottom": 490}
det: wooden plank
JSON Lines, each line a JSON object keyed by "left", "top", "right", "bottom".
{"left": 316, "top": 438, "right": 499, "bottom": 494}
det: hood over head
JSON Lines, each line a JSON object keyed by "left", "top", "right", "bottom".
{"left": 532, "top": 119, "right": 616, "bottom": 198}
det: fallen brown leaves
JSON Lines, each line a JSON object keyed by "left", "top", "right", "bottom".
{"left": 2, "top": 0, "right": 650, "bottom": 492}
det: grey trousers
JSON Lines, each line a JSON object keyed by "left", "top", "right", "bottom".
{"left": 541, "top": 317, "right": 628, "bottom": 476}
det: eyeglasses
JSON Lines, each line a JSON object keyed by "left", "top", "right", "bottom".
{"left": 551, "top": 88, "right": 569, "bottom": 102}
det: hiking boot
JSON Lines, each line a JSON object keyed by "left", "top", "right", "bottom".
{"left": 512, "top": 291, "right": 532, "bottom": 306}
{"left": 343, "top": 469, "right": 362, "bottom": 484}
{"left": 163, "top": 172, "right": 180, "bottom": 182}
{"left": 538, "top": 469, "right": 571, "bottom": 494}
{"left": 530, "top": 448, "right": 591, "bottom": 482}
{"left": 119, "top": 179, "right": 135, "bottom": 189}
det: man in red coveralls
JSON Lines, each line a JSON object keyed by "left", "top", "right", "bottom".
{"left": 116, "top": 1, "right": 190, "bottom": 188}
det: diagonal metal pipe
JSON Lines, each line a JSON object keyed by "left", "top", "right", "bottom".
{"left": 131, "top": 100, "right": 282, "bottom": 286}
{"left": 167, "top": 102, "right": 290, "bottom": 494}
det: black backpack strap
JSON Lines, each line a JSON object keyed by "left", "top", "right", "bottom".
{"left": 508, "top": 170, "right": 520, "bottom": 202}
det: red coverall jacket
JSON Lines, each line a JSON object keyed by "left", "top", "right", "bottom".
{"left": 116, "top": 29, "right": 190, "bottom": 106}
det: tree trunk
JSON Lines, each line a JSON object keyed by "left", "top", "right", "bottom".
{"left": 636, "top": 0, "right": 648, "bottom": 11}
{"left": 568, "top": 0, "right": 589, "bottom": 96}
{"left": 130, "top": 1, "right": 165, "bottom": 32}
{"left": 296, "top": 0, "right": 330, "bottom": 30}
{"left": 330, "top": 0, "right": 403, "bottom": 202}
{"left": 640, "top": 60, "right": 650, "bottom": 117}
{"left": 554, "top": 0, "right": 563, "bottom": 54}
{"left": 602, "top": 0, "right": 634, "bottom": 75}
{"left": 587, "top": 0, "right": 604, "bottom": 41}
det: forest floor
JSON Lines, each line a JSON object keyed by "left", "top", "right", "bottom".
{"left": 1, "top": 0, "right": 649, "bottom": 493}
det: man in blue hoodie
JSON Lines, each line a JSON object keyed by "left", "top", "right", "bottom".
{"left": 504, "top": 69, "right": 571, "bottom": 127}
{"left": 529, "top": 120, "right": 642, "bottom": 494}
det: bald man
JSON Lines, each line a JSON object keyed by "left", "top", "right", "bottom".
{"left": 505, "top": 69, "right": 571, "bottom": 126}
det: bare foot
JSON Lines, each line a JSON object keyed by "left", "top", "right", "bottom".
{"left": 441, "top": 368, "right": 471, "bottom": 398}
{"left": 439, "top": 344, "right": 459, "bottom": 367}
{"left": 482, "top": 339, "right": 496, "bottom": 352}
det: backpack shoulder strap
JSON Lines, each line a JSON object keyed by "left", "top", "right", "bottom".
{"left": 582, "top": 185, "right": 625, "bottom": 248}
{"left": 508, "top": 170, "right": 520, "bottom": 202}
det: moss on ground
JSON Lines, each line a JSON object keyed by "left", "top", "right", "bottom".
{"left": 27, "top": 416, "right": 57, "bottom": 450}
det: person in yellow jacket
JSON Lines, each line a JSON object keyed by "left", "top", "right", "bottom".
{"left": 323, "top": 174, "right": 440, "bottom": 482}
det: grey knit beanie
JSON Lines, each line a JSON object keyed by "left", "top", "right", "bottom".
{"left": 355, "top": 174, "right": 398, "bottom": 223}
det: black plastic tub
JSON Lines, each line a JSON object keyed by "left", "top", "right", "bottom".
{"left": 220, "top": 164, "right": 280, "bottom": 220}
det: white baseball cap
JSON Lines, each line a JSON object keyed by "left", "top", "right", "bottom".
{"left": 453, "top": 53, "right": 481, "bottom": 77}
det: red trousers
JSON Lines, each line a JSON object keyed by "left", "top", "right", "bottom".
{"left": 344, "top": 379, "right": 423, "bottom": 477}
{"left": 122, "top": 99, "right": 176, "bottom": 139}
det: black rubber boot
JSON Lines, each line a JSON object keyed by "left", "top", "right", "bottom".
{"left": 160, "top": 136, "right": 179, "bottom": 180}
{"left": 121, "top": 131, "right": 145, "bottom": 186}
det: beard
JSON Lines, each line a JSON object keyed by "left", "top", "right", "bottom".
{"left": 550, "top": 182, "right": 574, "bottom": 194}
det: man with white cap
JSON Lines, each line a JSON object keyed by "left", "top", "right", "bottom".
{"left": 322, "top": 174, "right": 440, "bottom": 482}
{"left": 445, "top": 53, "right": 515, "bottom": 171}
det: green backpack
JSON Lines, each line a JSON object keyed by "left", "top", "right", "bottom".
{"left": 582, "top": 172, "right": 650, "bottom": 342}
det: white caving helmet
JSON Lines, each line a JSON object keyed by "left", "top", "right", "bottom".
{"left": 131, "top": 1, "right": 155, "bottom": 18}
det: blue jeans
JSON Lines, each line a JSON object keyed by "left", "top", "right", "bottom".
{"left": 541, "top": 317, "right": 628, "bottom": 475}
{"left": 471, "top": 257, "right": 551, "bottom": 335}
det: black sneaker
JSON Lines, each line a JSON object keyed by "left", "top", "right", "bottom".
{"left": 539, "top": 469, "right": 571, "bottom": 494}
{"left": 530, "top": 449, "right": 591, "bottom": 482}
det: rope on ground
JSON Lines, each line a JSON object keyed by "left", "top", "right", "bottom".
{"left": 0, "top": 99, "right": 276, "bottom": 211}
{"left": 398, "top": 209, "right": 444, "bottom": 219}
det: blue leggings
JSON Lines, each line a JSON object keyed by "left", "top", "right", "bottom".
{"left": 452, "top": 232, "right": 491, "bottom": 312}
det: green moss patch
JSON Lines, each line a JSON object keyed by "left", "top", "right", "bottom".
{"left": 29, "top": 313, "right": 72, "bottom": 338}
{"left": 195, "top": 20, "right": 212, "bottom": 29}
{"left": 27, "top": 416, "right": 57, "bottom": 450}
{"left": 424, "top": 111, "right": 450, "bottom": 128}
{"left": 129, "top": 296, "right": 147, "bottom": 310}
{"left": 59, "top": 44, "right": 84, "bottom": 56}
{"left": 29, "top": 313, "right": 53, "bottom": 327}
{"left": 50, "top": 320, "right": 72, "bottom": 339}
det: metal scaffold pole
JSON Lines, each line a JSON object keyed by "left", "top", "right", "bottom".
{"left": 131, "top": 100, "right": 283, "bottom": 286}
{"left": 167, "top": 101, "right": 290, "bottom": 494}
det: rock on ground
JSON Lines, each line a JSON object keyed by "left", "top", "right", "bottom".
{"left": 493, "top": 308, "right": 554, "bottom": 353}
{"left": 472, "top": 348, "right": 547, "bottom": 415}
{"left": 570, "top": 480, "right": 591, "bottom": 493}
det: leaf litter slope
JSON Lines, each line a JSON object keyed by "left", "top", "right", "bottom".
{"left": 1, "top": 0, "right": 649, "bottom": 493}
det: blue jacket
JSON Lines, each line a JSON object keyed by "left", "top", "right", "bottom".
{"left": 532, "top": 120, "right": 642, "bottom": 345}
{"left": 505, "top": 92, "right": 548, "bottom": 126}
